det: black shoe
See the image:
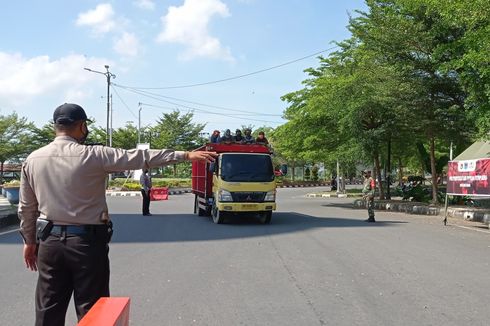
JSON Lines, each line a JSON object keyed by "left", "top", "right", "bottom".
{"left": 143, "top": 213, "right": 152, "bottom": 216}
{"left": 365, "top": 218, "right": 376, "bottom": 223}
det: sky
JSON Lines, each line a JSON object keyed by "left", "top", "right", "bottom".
{"left": 0, "top": 0, "right": 367, "bottom": 136}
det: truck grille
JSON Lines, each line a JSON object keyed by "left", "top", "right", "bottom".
{"left": 230, "top": 192, "right": 266, "bottom": 202}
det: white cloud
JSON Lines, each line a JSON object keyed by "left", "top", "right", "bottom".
{"left": 0, "top": 52, "right": 110, "bottom": 106}
{"left": 76, "top": 3, "right": 116, "bottom": 35}
{"left": 114, "top": 32, "right": 140, "bottom": 57}
{"left": 76, "top": 4, "right": 142, "bottom": 59}
{"left": 156, "top": 0, "right": 234, "bottom": 61}
{"left": 64, "top": 89, "right": 93, "bottom": 104}
{"left": 134, "top": 0, "right": 155, "bottom": 10}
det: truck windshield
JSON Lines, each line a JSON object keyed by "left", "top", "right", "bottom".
{"left": 221, "top": 154, "right": 274, "bottom": 182}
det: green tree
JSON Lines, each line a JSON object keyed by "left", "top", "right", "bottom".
{"left": 112, "top": 123, "right": 139, "bottom": 149}
{"left": 349, "top": 0, "right": 470, "bottom": 202}
{"left": 86, "top": 123, "right": 107, "bottom": 145}
{"left": 29, "top": 123, "right": 55, "bottom": 148}
{"left": 151, "top": 111, "right": 206, "bottom": 150}
{"left": 251, "top": 125, "right": 274, "bottom": 139}
{"left": 274, "top": 0, "right": 483, "bottom": 202}
{"left": 279, "top": 37, "right": 415, "bottom": 198}
{"left": 0, "top": 113, "right": 34, "bottom": 183}
{"left": 151, "top": 110, "right": 206, "bottom": 176}
{"left": 407, "top": 0, "right": 490, "bottom": 137}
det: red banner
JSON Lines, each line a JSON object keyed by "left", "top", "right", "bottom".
{"left": 447, "top": 158, "right": 490, "bottom": 196}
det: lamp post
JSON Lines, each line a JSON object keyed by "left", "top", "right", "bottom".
{"left": 101, "top": 94, "right": 113, "bottom": 147}
{"left": 138, "top": 102, "right": 142, "bottom": 144}
{"left": 443, "top": 141, "right": 454, "bottom": 226}
{"left": 84, "top": 65, "right": 116, "bottom": 147}
{"left": 109, "top": 94, "right": 113, "bottom": 147}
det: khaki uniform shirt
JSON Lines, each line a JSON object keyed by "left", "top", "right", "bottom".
{"left": 18, "top": 136, "right": 186, "bottom": 244}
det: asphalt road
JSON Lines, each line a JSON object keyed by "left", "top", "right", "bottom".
{"left": 1, "top": 187, "right": 490, "bottom": 326}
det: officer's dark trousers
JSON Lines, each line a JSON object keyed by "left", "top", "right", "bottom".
{"left": 141, "top": 189, "right": 151, "bottom": 215}
{"left": 35, "top": 234, "right": 110, "bottom": 326}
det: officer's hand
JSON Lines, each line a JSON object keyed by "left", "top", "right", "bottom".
{"left": 187, "top": 151, "right": 217, "bottom": 163}
{"left": 23, "top": 244, "right": 38, "bottom": 271}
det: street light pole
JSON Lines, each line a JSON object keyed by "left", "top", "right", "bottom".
{"left": 105, "top": 68, "right": 110, "bottom": 146}
{"left": 83, "top": 65, "right": 116, "bottom": 147}
{"left": 138, "top": 102, "right": 142, "bottom": 144}
{"left": 109, "top": 94, "right": 113, "bottom": 147}
{"left": 444, "top": 141, "right": 454, "bottom": 226}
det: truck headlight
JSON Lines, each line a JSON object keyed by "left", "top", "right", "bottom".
{"left": 264, "top": 190, "right": 275, "bottom": 202}
{"left": 218, "top": 189, "right": 233, "bottom": 202}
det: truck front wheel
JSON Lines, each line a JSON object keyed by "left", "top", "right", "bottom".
{"left": 212, "top": 204, "right": 225, "bottom": 224}
{"left": 259, "top": 211, "right": 272, "bottom": 224}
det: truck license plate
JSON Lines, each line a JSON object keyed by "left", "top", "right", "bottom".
{"left": 242, "top": 204, "right": 257, "bottom": 209}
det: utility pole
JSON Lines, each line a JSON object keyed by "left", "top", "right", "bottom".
{"left": 109, "top": 94, "right": 113, "bottom": 147}
{"left": 444, "top": 141, "right": 453, "bottom": 226}
{"left": 138, "top": 102, "right": 142, "bottom": 144}
{"left": 83, "top": 65, "right": 116, "bottom": 147}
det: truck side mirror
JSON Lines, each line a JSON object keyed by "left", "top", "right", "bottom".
{"left": 210, "top": 156, "right": 220, "bottom": 175}
{"left": 280, "top": 164, "right": 288, "bottom": 176}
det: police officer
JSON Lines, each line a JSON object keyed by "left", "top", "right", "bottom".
{"left": 362, "top": 170, "right": 376, "bottom": 222}
{"left": 18, "top": 103, "right": 217, "bottom": 326}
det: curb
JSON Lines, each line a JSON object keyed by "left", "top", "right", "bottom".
{"left": 353, "top": 199, "right": 441, "bottom": 216}
{"left": 278, "top": 183, "right": 328, "bottom": 188}
{"left": 306, "top": 193, "right": 353, "bottom": 198}
{"left": 106, "top": 189, "right": 192, "bottom": 197}
{"left": 353, "top": 199, "right": 490, "bottom": 224}
{"left": 445, "top": 207, "right": 490, "bottom": 224}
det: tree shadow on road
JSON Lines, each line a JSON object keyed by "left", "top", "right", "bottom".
{"left": 106, "top": 211, "right": 407, "bottom": 243}
{"left": 0, "top": 212, "right": 408, "bottom": 245}
{"left": 320, "top": 202, "right": 356, "bottom": 209}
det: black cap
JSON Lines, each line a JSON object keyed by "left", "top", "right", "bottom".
{"left": 53, "top": 103, "right": 92, "bottom": 124}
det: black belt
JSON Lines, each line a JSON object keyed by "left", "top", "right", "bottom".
{"left": 51, "top": 225, "right": 106, "bottom": 236}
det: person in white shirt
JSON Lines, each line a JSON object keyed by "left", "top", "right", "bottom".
{"left": 140, "top": 169, "right": 152, "bottom": 216}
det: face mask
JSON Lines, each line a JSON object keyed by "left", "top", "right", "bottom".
{"left": 79, "top": 122, "right": 89, "bottom": 144}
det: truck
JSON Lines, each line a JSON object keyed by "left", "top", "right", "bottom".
{"left": 191, "top": 143, "right": 285, "bottom": 224}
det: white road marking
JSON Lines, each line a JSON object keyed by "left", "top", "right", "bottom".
{"left": 0, "top": 228, "right": 20, "bottom": 236}
{"left": 452, "top": 224, "right": 490, "bottom": 234}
